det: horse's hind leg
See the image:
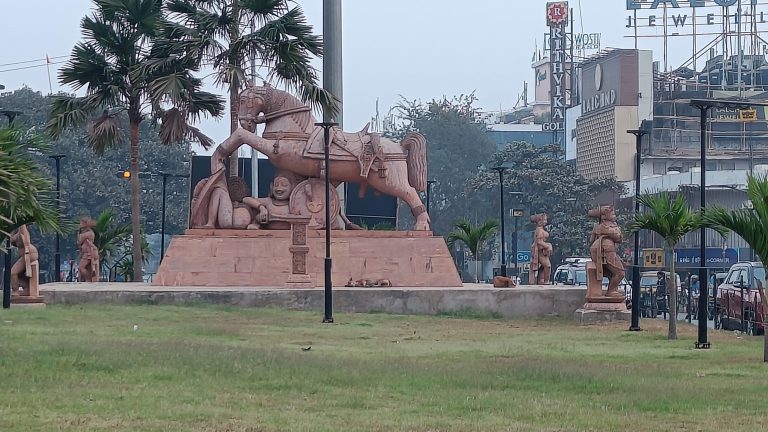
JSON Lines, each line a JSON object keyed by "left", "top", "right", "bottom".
{"left": 369, "top": 161, "right": 431, "bottom": 231}
{"left": 401, "top": 186, "right": 431, "bottom": 231}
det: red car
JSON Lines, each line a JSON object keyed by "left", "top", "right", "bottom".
{"left": 715, "top": 262, "right": 766, "bottom": 335}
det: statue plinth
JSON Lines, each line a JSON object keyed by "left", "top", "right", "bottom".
{"left": 11, "top": 294, "right": 45, "bottom": 307}
{"left": 154, "top": 229, "right": 462, "bottom": 287}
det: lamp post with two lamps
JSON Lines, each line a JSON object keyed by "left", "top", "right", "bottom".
{"left": 119, "top": 170, "right": 189, "bottom": 264}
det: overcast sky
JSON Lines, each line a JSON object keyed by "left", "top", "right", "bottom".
{"left": 1, "top": 0, "right": 695, "bottom": 153}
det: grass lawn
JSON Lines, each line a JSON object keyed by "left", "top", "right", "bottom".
{"left": 1, "top": 305, "right": 767, "bottom": 431}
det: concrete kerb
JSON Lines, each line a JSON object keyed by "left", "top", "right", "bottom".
{"left": 39, "top": 283, "right": 589, "bottom": 319}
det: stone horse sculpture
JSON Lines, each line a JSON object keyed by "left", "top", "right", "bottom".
{"left": 209, "top": 84, "right": 431, "bottom": 231}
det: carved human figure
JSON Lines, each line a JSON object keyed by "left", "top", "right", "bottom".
{"left": 245, "top": 174, "right": 296, "bottom": 230}
{"left": 529, "top": 213, "right": 553, "bottom": 285}
{"left": 10, "top": 225, "right": 39, "bottom": 296}
{"left": 77, "top": 217, "right": 100, "bottom": 282}
{"left": 586, "top": 205, "right": 625, "bottom": 300}
{"left": 191, "top": 174, "right": 261, "bottom": 229}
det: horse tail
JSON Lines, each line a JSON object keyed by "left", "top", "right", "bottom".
{"left": 401, "top": 132, "right": 427, "bottom": 192}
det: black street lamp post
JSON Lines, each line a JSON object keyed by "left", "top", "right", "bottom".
{"left": 511, "top": 207, "right": 524, "bottom": 277}
{"left": 426, "top": 180, "right": 436, "bottom": 217}
{"left": 492, "top": 166, "right": 510, "bottom": 277}
{"left": 315, "top": 122, "right": 337, "bottom": 323}
{"left": 627, "top": 127, "right": 648, "bottom": 331}
{"left": 691, "top": 100, "right": 713, "bottom": 349}
{"left": 49, "top": 155, "right": 66, "bottom": 282}
{"left": 2, "top": 109, "right": 23, "bottom": 309}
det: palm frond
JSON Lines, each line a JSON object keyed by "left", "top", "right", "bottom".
{"left": 87, "top": 110, "right": 124, "bottom": 154}
{"left": 628, "top": 192, "right": 705, "bottom": 246}
{"left": 703, "top": 174, "right": 768, "bottom": 265}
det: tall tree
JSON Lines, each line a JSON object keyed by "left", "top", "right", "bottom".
{"left": 163, "top": 0, "right": 337, "bottom": 176}
{"left": 703, "top": 174, "right": 768, "bottom": 362}
{"left": 629, "top": 192, "right": 705, "bottom": 340}
{"left": 389, "top": 94, "right": 498, "bottom": 234}
{"left": 470, "top": 142, "right": 628, "bottom": 260}
{"left": 447, "top": 218, "right": 499, "bottom": 283}
{"left": 47, "top": 0, "right": 224, "bottom": 281}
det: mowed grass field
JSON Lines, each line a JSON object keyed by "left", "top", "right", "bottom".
{"left": 1, "top": 305, "right": 767, "bottom": 432}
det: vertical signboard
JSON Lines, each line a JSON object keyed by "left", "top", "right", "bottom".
{"left": 545, "top": 2, "right": 568, "bottom": 132}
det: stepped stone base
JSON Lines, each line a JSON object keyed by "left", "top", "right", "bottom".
{"left": 154, "top": 229, "right": 463, "bottom": 287}
{"left": 11, "top": 295, "right": 46, "bottom": 307}
{"left": 575, "top": 302, "right": 631, "bottom": 325}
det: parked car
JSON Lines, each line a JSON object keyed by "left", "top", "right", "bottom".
{"left": 715, "top": 262, "right": 766, "bottom": 335}
{"left": 553, "top": 264, "right": 587, "bottom": 286}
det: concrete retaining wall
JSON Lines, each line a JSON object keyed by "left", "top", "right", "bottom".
{"left": 39, "top": 283, "right": 588, "bottom": 319}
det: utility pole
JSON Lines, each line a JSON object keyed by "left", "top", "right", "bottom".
{"left": 323, "top": 0, "right": 345, "bottom": 222}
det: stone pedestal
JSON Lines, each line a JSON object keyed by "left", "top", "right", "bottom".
{"left": 575, "top": 302, "right": 630, "bottom": 324}
{"left": 279, "top": 215, "right": 315, "bottom": 288}
{"left": 11, "top": 295, "right": 45, "bottom": 307}
{"left": 154, "top": 229, "right": 462, "bottom": 287}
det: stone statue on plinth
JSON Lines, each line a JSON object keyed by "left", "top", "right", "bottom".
{"left": 10, "top": 225, "right": 41, "bottom": 301}
{"left": 529, "top": 213, "right": 552, "bottom": 285}
{"left": 198, "top": 83, "right": 430, "bottom": 231}
{"left": 77, "top": 217, "right": 100, "bottom": 282}
{"left": 585, "top": 205, "right": 626, "bottom": 306}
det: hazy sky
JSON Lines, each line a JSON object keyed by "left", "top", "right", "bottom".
{"left": 1, "top": 0, "right": 686, "bottom": 153}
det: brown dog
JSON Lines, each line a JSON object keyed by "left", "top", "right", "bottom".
{"left": 493, "top": 275, "right": 516, "bottom": 288}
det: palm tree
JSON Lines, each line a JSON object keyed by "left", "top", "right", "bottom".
{"left": 703, "top": 174, "right": 768, "bottom": 362}
{"left": 93, "top": 209, "right": 131, "bottom": 279}
{"left": 115, "top": 234, "right": 153, "bottom": 282}
{"left": 0, "top": 126, "right": 62, "bottom": 243}
{"left": 47, "top": 0, "right": 225, "bottom": 282}
{"left": 162, "top": 0, "right": 337, "bottom": 176}
{"left": 447, "top": 218, "right": 499, "bottom": 283}
{"left": 629, "top": 192, "right": 704, "bottom": 340}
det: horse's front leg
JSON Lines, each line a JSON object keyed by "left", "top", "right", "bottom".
{"left": 211, "top": 128, "right": 271, "bottom": 173}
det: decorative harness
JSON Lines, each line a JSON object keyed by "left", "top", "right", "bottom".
{"left": 240, "top": 85, "right": 389, "bottom": 178}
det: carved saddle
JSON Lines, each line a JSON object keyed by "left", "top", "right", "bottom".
{"left": 302, "top": 123, "right": 388, "bottom": 178}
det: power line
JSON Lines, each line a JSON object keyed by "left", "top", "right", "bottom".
{"left": 0, "top": 60, "right": 66, "bottom": 74}
{"left": 0, "top": 55, "right": 67, "bottom": 68}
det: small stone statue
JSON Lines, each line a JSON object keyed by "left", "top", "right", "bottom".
{"left": 77, "top": 217, "right": 100, "bottom": 282}
{"left": 246, "top": 174, "right": 297, "bottom": 230}
{"left": 529, "top": 213, "right": 553, "bottom": 285}
{"left": 585, "top": 205, "right": 625, "bottom": 302}
{"left": 10, "top": 224, "right": 39, "bottom": 297}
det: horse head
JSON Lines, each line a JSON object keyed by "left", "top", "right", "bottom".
{"left": 238, "top": 84, "right": 273, "bottom": 132}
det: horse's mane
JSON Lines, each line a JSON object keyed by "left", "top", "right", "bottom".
{"left": 263, "top": 86, "right": 313, "bottom": 131}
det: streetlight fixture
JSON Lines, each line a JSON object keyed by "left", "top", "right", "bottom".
{"left": 627, "top": 123, "right": 650, "bottom": 332}
{"left": 2, "top": 109, "right": 23, "bottom": 309}
{"left": 49, "top": 155, "right": 66, "bottom": 282}
{"left": 315, "top": 121, "right": 337, "bottom": 324}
